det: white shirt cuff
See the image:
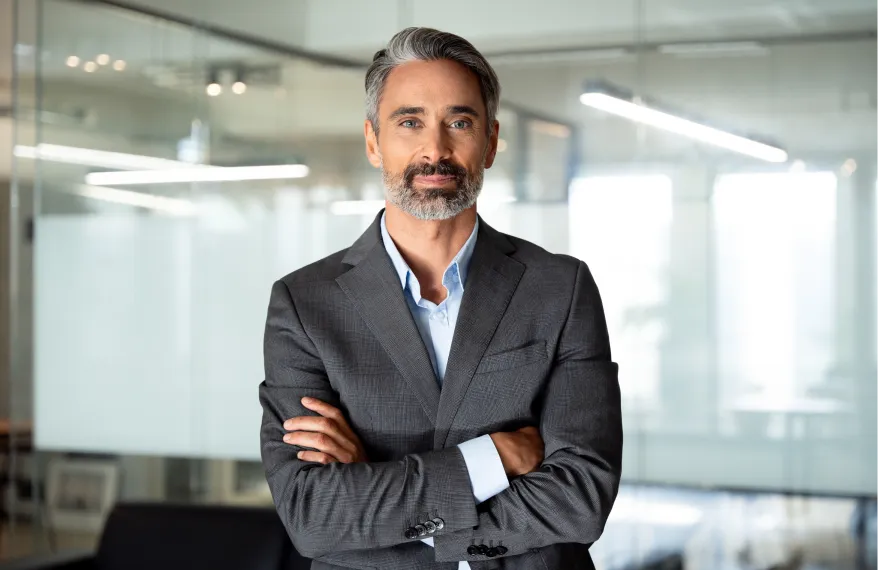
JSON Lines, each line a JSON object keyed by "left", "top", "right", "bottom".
{"left": 458, "top": 434, "right": 510, "bottom": 504}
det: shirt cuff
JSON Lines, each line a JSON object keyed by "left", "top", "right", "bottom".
{"left": 457, "top": 434, "right": 510, "bottom": 504}
{"left": 421, "top": 537, "right": 434, "bottom": 547}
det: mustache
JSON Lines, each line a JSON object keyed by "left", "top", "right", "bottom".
{"left": 404, "top": 160, "right": 467, "bottom": 185}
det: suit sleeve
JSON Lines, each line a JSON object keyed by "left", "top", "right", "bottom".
{"left": 433, "top": 261, "right": 623, "bottom": 562}
{"left": 259, "top": 280, "right": 479, "bottom": 560}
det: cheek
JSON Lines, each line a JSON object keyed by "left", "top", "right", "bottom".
{"left": 378, "top": 144, "right": 414, "bottom": 173}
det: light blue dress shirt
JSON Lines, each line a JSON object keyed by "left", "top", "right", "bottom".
{"left": 380, "top": 213, "right": 509, "bottom": 565}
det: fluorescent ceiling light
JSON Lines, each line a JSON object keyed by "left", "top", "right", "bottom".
{"left": 579, "top": 91, "right": 788, "bottom": 163}
{"left": 18, "top": 144, "right": 311, "bottom": 184}
{"left": 85, "top": 164, "right": 310, "bottom": 186}
{"left": 489, "top": 48, "right": 630, "bottom": 66}
{"left": 14, "top": 144, "right": 199, "bottom": 171}
{"left": 73, "top": 185, "right": 196, "bottom": 216}
{"left": 659, "top": 41, "right": 768, "bottom": 57}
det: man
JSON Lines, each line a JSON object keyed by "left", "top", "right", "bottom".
{"left": 259, "top": 27, "right": 622, "bottom": 570}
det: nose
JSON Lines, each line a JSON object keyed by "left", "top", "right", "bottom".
{"left": 421, "top": 124, "right": 451, "bottom": 164}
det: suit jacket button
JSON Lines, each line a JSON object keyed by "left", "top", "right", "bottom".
{"left": 486, "top": 547, "right": 499, "bottom": 557}
{"left": 477, "top": 544, "right": 489, "bottom": 555}
{"left": 497, "top": 546, "right": 509, "bottom": 555}
{"left": 404, "top": 527, "right": 418, "bottom": 539}
{"left": 424, "top": 521, "right": 437, "bottom": 533}
{"left": 467, "top": 545, "right": 480, "bottom": 556}
{"left": 431, "top": 517, "right": 445, "bottom": 530}
{"left": 415, "top": 524, "right": 427, "bottom": 537}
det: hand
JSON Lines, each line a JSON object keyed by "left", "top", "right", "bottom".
{"left": 282, "top": 397, "right": 369, "bottom": 464}
{"left": 490, "top": 426, "right": 544, "bottom": 478}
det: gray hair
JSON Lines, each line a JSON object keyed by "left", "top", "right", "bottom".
{"left": 365, "top": 27, "right": 500, "bottom": 134}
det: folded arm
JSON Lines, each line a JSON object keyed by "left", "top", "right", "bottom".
{"left": 260, "top": 280, "right": 479, "bottom": 559}
{"left": 433, "top": 261, "right": 623, "bottom": 562}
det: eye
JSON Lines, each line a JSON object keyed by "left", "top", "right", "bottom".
{"left": 450, "top": 119, "right": 471, "bottom": 129}
{"left": 400, "top": 119, "right": 419, "bottom": 128}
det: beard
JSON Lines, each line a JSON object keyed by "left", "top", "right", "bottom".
{"left": 382, "top": 157, "right": 484, "bottom": 221}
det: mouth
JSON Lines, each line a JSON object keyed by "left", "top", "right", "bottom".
{"left": 413, "top": 175, "right": 457, "bottom": 186}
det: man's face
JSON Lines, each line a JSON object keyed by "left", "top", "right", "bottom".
{"left": 364, "top": 59, "right": 499, "bottom": 221}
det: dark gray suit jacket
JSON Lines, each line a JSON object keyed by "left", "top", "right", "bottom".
{"left": 259, "top": 212, "right": 622, "bottom": 570}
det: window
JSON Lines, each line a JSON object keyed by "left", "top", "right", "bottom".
{"left": 569, "top": 175, "right": 673, "bottom": 406}
{"left": 713, "top": 172, "right": 837, "bottom": 416}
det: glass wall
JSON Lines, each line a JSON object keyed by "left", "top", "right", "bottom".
{"left": 4, "top": 0, "right": 876, "bottom": 568}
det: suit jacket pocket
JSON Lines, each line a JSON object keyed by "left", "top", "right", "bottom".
{"left": 476, "top": 341, "right": 548, "bottom": 374}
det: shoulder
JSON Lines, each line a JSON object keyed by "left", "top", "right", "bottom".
{"left": 275, "top": 247, "right": 351, "bottom": 295}
{"left": 502, "top": 232, "right": 585, "bottom": 282}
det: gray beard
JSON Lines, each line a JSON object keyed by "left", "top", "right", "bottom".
{"left": 382, "top": 167, "right": 484, "bottom": 221}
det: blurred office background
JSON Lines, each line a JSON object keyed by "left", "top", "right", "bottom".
{"left": 0, "top": 0, "right": 876, "bottom": 568}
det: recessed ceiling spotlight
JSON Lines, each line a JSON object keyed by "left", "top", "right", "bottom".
{"left": 841, "top": 158, "right": 858, "bottom": 177}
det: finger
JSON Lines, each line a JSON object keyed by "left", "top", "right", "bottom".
{"left": 301, "top": 397, "right": 348, "bottom": 426}
{"left": 300, "top": 398, "right": 360, "bottom": 441}
{"left": 283, "top": 416, "right": 357, "bottom": 453}
{"left": 284, "top": 431, "right": 356, "bottom": 463}
{"left": 296, "top": 450, "right": 338, "bottom": 464}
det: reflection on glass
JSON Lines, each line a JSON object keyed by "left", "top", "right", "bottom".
{"left": 714, "top": 173, "right": 839, "bottom": 432}
{"left": 569, "top": 175, "right": 672, "bottom": 408}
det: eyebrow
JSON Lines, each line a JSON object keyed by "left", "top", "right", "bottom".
{"left": 388, "top": 106, "right": 425, "bottom": 120}
{"left": 387, "top": 105, "right": 481, "bottom": 120}
{"left": 447, "top": 105, "right": 480, "bottom": 117}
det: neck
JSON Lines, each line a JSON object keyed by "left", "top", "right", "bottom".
{"left": 384, "top": 204, "right": 477, "bottom": 295}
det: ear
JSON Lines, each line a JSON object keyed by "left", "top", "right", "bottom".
{"left": 364, "top": 119, "right": 382, "bottom": 168}
{"left": 483, "top": 120, "right": 500, "bottom": 169}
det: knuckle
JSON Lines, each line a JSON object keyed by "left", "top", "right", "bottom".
{"left": 325, "top": 412, "right": 342, "bottom": 425}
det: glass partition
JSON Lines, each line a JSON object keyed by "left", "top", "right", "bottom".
{"left": 5, "top": 0, "right": 876, "bottom": 567}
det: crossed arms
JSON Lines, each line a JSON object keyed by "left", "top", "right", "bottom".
{"left": 258, "top": 261, "right": 622, "bottom": 562}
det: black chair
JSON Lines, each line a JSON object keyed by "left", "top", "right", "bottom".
{"left": 1, "top": 503, "right": 310, "bottom": 570}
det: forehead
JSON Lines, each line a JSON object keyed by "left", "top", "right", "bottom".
{"left": 380, "top": 59, "right": 485, "bottom": 117}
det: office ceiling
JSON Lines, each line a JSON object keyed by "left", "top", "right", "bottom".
{"left": 99, "top": 0, "right": 877, "bottom": 56}
{"left": 1, "top": 0, "right": 876, "bottom": 177}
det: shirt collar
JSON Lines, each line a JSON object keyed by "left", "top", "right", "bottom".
{"left": 380, "top": 212, "right": 479, "bottom": 292}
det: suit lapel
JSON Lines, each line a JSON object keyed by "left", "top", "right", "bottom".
{"left": 336, "top": 213, "right": 440, "bottom": 427}
{"left": 433, "top": 220, "right": 524, "bottom": 449}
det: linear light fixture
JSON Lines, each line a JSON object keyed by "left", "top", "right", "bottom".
{"left": 579, "top": 81, "right": 788, "bottom": 163}
{"left": 658, "top": 41, "right": 769, "bottom": 57}
{"left": 488, "top": 48, "right": 631, "bottom": 66}
{"left": 85, "top": 164, "right": 310, "bottom": 186}
{"left": 14, "top": 144, "right": 200, "bottom": 170}
{"left": 73, "top": 185, "right": 196, "bottom": 216}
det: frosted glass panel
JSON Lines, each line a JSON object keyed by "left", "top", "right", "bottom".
{"left": 34, "top": 202, "right": 375, "bottom": 460}
{"left": 714, "top": 172, "right": 837, "bottom": 417}
{"left": 569, "top": 175, "right": 673, "bottom": 407}
{"left": 35, "top": 216, "right": 195, "bottom": 456}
